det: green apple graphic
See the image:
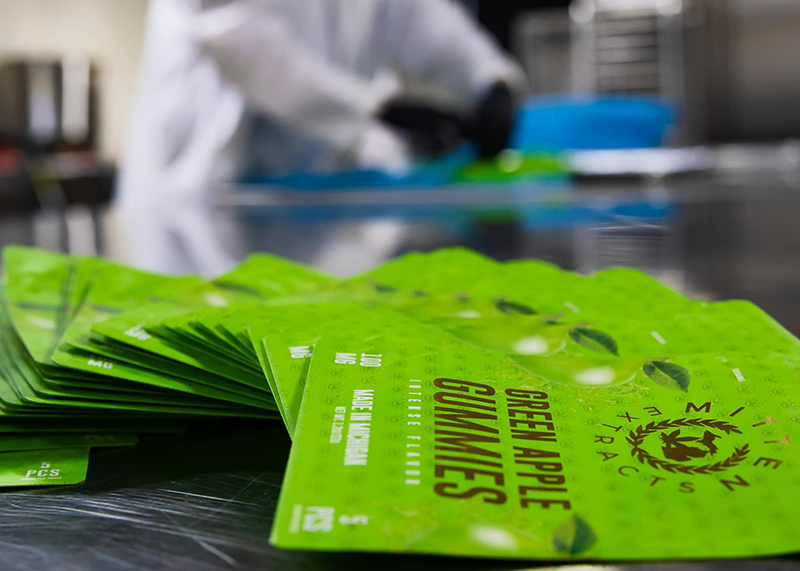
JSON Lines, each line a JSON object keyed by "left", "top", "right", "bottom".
{"left": 451, "top": 320, "right": 569, "bottom": 355}
{"left": 510, "top": 353, "right": 642, "bottom": 387}
{"left": 394, "top": 295, "right": 483, "bottom": 321}
{"left": 397, "top": 294, "right": 540, "bottom": 323}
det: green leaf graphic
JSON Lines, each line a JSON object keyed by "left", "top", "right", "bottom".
{"left": 552, "top": 513, "right": 597, "bottom": 556}
{"left": 569, "top": 327, "right": 619, "bottom": 356}
{"left": 210, "top": 281, "right": 263, "bottom": 298}
{"left": 644, "top": 360, "right": 691, "bottom": 392}
{"left": 495, "top": 299, "right": 536, "bottom": 316}
{"left": 371, "top": 282, "right": 397, "bottom": 293}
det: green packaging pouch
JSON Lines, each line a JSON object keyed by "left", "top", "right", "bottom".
{"left": 0, "top": 447, "right": 91, "bottom": 486}
{"left": 271, "top": 313, "right": 800, "bottom": 560}
{"left": 253, "top": 288, "right": 798, "bottom": 436}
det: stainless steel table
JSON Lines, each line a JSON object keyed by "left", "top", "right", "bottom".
{"left": 3, "top": 420, "right": 798, "bottom": 571}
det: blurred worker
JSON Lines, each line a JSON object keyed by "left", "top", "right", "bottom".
{"left": 118, "top": 0, "right": 523, "bottom": 276}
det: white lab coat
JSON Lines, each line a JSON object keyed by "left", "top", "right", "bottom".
{"left": 118, "top": 0, "right": 521, "bottom": 276}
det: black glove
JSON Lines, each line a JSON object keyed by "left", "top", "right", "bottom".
{"left": 469, "top": 82, "right": 515, "bottom": 158}
{"left": 378, "top": 98, "right": 465, "bottom": 158}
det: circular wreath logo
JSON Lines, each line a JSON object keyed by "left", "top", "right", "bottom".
{"left": 626, "top": 418, "right": 750, "bottom": 475}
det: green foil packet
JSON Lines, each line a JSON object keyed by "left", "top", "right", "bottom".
{"left": 271, "top": 314, "right": 800, "bottom": 560}
{"left": 0, "top": 447, "right": 91, "bottom": 486}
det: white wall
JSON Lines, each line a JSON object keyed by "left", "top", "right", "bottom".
{"left": 0, "top": 0, "right": 149, "bottom": 161}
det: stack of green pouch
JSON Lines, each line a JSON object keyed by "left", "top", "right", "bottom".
{"left": 6, "top": 244, "right": 800, "bottom": 562}
{"left": 233, "top": 249, "right": 800, "bottom": 562}
{"left": 0, "top": 246, "right": 336, "bottom": 486}
{"left": 87, "top": 246, "right": 800, "bottom": 559}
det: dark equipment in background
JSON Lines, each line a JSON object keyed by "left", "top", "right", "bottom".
{"left": 0, "top": 58, "right": 99, "bottom": 152}
{"left": 0, "top": 59, "right": 112, "bottom": 254}
{"left": 478, "top": 0, "right": 572, "bottom": 51}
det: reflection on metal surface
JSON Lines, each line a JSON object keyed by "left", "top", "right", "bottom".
{"left": 535, "top": 567, "right": 620, "bottom": 571}
{"left": 0, "top": 422, "right": 287, "bottom": 571}
{"left": 1, "top": 421, "right": 797, "bottom": 571}
{"left": 3, "top": 474, "right": 279, "bottom": 569}
{"left": 575, "top": 219, "right": 681, "bottom": 282}
{"left": 216, "top": 183, "right": 570, "bottom": 209}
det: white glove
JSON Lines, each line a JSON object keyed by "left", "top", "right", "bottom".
{"left": 353, "top": 122, "right": 412, "bottom": 175}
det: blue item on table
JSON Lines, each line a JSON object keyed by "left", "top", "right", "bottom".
{"left": 242, "top": 146, "right": 478, "bottom": 190}
{"left": 510, "top": 96, "right": 677, "bottom": 151}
